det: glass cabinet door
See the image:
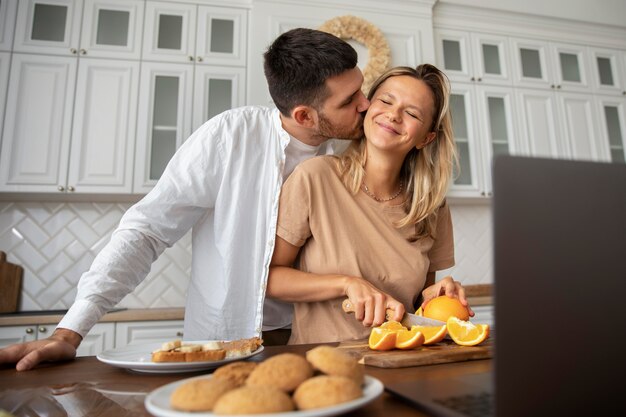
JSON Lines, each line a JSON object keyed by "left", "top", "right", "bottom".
{"left": 142, "top": 1, "right": 196, "bottom": 63}
{"left": 448, "top": 85, "right": 483, "bottom": 197}
{"left": 79, "top": 0, "right": 144, "bottom": 59}
{"left": 597, "top": 98, "right": 626, "bottom": 163}
{"left": 13, "top": 0, "right": 83, "bottom": 55}
{"left": 471, "top": 33, "right": 512, "bottom": 85}
{"left": 436, "top": 29, "right": 472, "bottom": 82}
{"left": 0, "top": 0, "right": 18, "bottom": 51}
{"left": 193, "top": 66, "right": 245, "bottom": 130}
{"left": 195, "top": 6, "right": 247, "bottom": 66}
{"left": 551, "top": 43, "right": 590, "bottom": 92}
{"left": 591, "top": 48, "right": 625, "bottom": 95}
{"left": 134, "top": 63, "right": 193, "bottom": 192}
{"left": 511, "top": 38, "right": 552, "bottom": 89}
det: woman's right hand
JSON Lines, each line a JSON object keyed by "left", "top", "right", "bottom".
{"left": 0, "top": 328, "right": 81, "bottom": 371}
{"left": 343, "top": 276, "right": 405, "bottom": 328}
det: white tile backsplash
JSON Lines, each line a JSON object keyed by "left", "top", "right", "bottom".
{"left": 0, "top": 200, "right": 492, "bottom": 312}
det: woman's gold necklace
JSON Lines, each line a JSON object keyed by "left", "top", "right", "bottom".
{"left": 361, "top": 179, "right": 403, "bottom": 202}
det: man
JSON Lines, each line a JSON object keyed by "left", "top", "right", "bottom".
{"left": 0, "top": 28, "right": 369, "bottom": 371}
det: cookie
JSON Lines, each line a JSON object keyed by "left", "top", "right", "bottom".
{"left": 306, "top": 345, "right": 364, "bottom": 384}
{"left": 213, "top": 386, "right": 294, "bottom": 415}
{"left": 246, "top": 353, "right": 313, "bottom": 392}
{"left": 293, "top": 375, "right": 362, "bottom": 410}
{"left": 170, "top": 377, "right": 237, "bottom": 412}
{"left": 213, "top": 361, "right": 257, "bottom": 387}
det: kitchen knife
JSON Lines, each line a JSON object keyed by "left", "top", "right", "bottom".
{"left": 341, "top": 299, "right": 446, "bottom": 327}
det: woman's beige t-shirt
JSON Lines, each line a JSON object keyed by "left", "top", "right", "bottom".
{"left": 276, "top": 156, "right": 455, "bottom": 344}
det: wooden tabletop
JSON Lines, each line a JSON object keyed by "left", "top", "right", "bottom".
{"left": 0, "top": 343, "right": 492, "bottom": 416}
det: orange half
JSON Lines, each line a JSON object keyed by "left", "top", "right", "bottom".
{"left": 410, "top": 324, "right": 447, "bottom": 345}
{"left": 395, "top": 329, "right": 425, "bottom": 349}
{"left": 368, "top": 328, "right": 397, "bottom": 351}
{"left": 446, "top": 317, "right": 490, "bottom": 346}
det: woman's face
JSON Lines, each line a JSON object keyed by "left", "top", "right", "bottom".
{"left": 364, "top": 75, "right": 436, "bottom": 156}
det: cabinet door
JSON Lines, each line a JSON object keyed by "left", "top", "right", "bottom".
{"left": 13, "top": 0, "right": 83, "bottom": 56}
{"left": 0, "top": 54, "right": 76, "bottom": 192}
{"left": 135, "top": 62, "right": 194, "bottom": 193}
{"left": 596, "top": 97, "right": 626, "bottom": 163}
{"left": 0, "top": 325, "right": 37, "bottom": 348}
{"left": 475, "top": 86, "right": 520, "bottom": 194}
{"left": 448, "top": 84, "right": 484, "bottom": 197}
{"left": 193, "top": 66, "right": 245, "bottom": 130}
{"left": 591, "top": 47, "right": 625, "bottom": 96}
{"left": 115, "top": 320, "right": 185, "bottom": 347}
{"left": 0, "top": 52, "right": 10, "bottom": 145}
{"left": 76, "top": 323, "right": 115, "bottom": 357}
{"left": 195, "top": 6, "right": 247, "bottom": 66}
{"left": 79, "top": 0, "right": 144, "bottom": 60}
{"left": 515, "top": 88, "right": 562, "bottom": 159}
{"left": 550, "top": 42, "right": 591, "bottom": 93}
{"left": 511, "top": 38, "right": 554, "bottom": 89}
{"left": 0, "top": 0, "right": 18, "bottom": 51}
{"left": 67, "top": 58, "right": 139, "bottom": 193}
{"left": 556, "top": 92, "right": 603, "bottom": 161}
{"left": 436, "top": 29, "right": 473, "bottom": 83}
{"left": 471, "top": 33, "right": 512, "bottom": 86}
{"left": 142, "top": 1, "right": 197, "bottom": 63}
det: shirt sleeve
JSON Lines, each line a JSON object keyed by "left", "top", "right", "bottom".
{"left": 57, "top": 120, "right": 225, "bottom": 338}
{"left": 276, "top": 165, "right": 313, "bottom": 247}
{"left": 427, "top": 200, "right": 456, "bottom": 272}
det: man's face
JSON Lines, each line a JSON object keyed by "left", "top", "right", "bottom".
{"left": 315, "top": 67, "right": 370, "bottom": 141}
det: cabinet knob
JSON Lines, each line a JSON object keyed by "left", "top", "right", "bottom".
{"left": 481, "top": 191, "right": 486, "bottom": 196}
{"left": 57, "top": 185, "right": 65, "bottom": 192}
{"left": 196, "top": 57, "right": 203, "bottom": 63}
{"left": 38, "top": 327, "right": 47, "bottom": 333}
{"left": 67, "top": 186, "right": 75, "bottom": 192}
{"left": 176, "top": 331, "right": 184, "bottom": 337}
{"left": 70, "top": 48, "right": 77, "bottom": 54}
{"left": 80, "top": 49, "right": 87, "bottom": 55}
{"left": 477, "top": 77, "right": 482, "bottom": 82}
{"left": 470, "top": 77, "right": 475, "bottom": 81}
{"left": 556, "top": 85, "right": 561, "bottom": 89}
{"left": 550, "top": 84, "right": 555, "bottom": 89}
{"left": 25, "top": 328, "right": 34, "bottom": 334}
{"left": 188, "top": 56, "right": 194, "bottom": 61}
{"left": 622, "top": 91, "right": 625, "bottom": 95}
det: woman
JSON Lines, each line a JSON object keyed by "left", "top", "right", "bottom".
{"left": 268, "top": 64, "right": 472, "bottom": 344}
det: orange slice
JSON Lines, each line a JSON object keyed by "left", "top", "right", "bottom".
{"left": 410, "top": 324, "right": 447, "bottom": 345}
{"left": 395, "top": 328, "right": 425, "bottom": 349}
{"left": 414, "top": 306, "right": 423, "bottom": 316}
{"left": 446, "top": 317, "right": 490, "bottom": 346}
{"left": 379, "top": 320, "right": 406, "bottom": 331}
{"left": 368, "top": 328, "right": 398, "bottom": 351}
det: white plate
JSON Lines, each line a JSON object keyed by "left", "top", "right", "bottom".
{"left": 144, "top": 374, "right": 384, "bottom": 417}
{"left": 97, "top": 341, "right": 264, "bottom": 373}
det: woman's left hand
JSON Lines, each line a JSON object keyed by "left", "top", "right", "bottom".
{"left": 420, "top": 276, "right": 475, "bottom": 317}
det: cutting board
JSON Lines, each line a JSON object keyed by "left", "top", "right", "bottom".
{"left": 337, "top": 337, "right": 493, "bottom": 368}
{"left": 0, "top": 251, "right": 23, "bottom": 313}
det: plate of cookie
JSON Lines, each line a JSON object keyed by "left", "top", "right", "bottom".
{"left": 97, "top": 337, "right": 263, "bottom": 373}
{"left": 144, "top": 346, "right": 384, "bottom": 416}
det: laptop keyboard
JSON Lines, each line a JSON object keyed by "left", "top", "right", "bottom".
{"left": 433, "top": 392, "right": 493, "bottom": 417}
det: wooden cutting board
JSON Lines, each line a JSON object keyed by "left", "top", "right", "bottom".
{"left": 0, "top": 251, "right": 23, "bottom": 313}
{"left": 337, "top": 337, "right": 493, "bottom": 368}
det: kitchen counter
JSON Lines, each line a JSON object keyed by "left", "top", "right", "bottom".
{"left": 0, "top": 285, "right": 492, "bottom": 327}
{"left": 0, "top": 343, "right": 492, "bottom": 417}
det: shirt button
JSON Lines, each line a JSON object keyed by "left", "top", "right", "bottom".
{"left": 256, "top": 327, "right": 261, "bottom": 333}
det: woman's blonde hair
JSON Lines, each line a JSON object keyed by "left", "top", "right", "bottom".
{"left": 337, "top": 64, "right": 458, "bottom": 239}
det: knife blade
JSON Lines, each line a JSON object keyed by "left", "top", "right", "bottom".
{"left": 341, "top": 299, "right": 446, "bottom": 327}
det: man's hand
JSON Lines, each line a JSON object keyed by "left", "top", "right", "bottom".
{"left": 343, "top": 276, "right": 406, "bottom": 327}
{"left": 420, "top": 276, "right": 475, "bottom": 317}
{"left": 0, "top": 328, "right": 81, "bottom": 371}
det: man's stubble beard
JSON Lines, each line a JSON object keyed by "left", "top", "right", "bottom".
{"left": 314, "top": 111, "right": 364, "bottom": 142}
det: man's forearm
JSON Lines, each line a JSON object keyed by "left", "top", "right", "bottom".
{"left": 52, "top": 328, "right": 83, "bottom": 349}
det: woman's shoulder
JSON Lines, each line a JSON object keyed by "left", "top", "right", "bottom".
{"left": 294, "top": 155, "right": 341, "bottom": 178}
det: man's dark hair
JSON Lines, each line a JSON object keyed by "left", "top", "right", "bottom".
{"left": 263, "top": 28, "right": 358, "bottom": 116}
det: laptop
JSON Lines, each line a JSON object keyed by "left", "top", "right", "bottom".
{"left": 385, "top": 155, "right": 626, "bottom": 417}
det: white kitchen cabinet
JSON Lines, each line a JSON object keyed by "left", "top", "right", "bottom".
{"left": 511, "top": 38, "right": 592, "bottom": 93}
{"left": 0, "top": 54, "right": 139, "bottom": 193}
{"left": 596, "top": 96, "right": 626, "bottom": 163}
{"left": 0, "top": 0, "right": 18, "bottom": 51}
{"left": 115, "top": 320, "right": 185, "bottom": 347}
{"left": 515, "top": 88, "right": 563, "bottom": 159}
{"left": 591, "top": 47, "right": 626, "bottom": 96}
{"left": 447, "top": 83, "right": 521, "bottom": 198}
{"left": 436, "top": 29, "right": 513, "bottom": 86}
{"left": 192, "top": 65, "right": 245, "bottom": 130}
{"left": 0, "top": 51, "right": 11, "bottom": 145}
{"left": 13, "top": 0, "right": 143, "bottom": 59}
{"left": 142, "top": 1, "right": 247, "bottom": 66}
{"left": 0, "top": 323, "right": 115, "bottom": 357}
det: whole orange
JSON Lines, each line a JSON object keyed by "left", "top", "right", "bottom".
{"left": 423, "top": 296, "right": 470, "bottom": 322}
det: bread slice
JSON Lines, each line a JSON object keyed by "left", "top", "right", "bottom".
{"left": 223, "top": 337, "right": 263, "bottom": 359}
{"left": 185, "top": 349, "right": 226, "bottom": 362}
{"left": 152, "top": 350, "right": 186, "bottom": 362}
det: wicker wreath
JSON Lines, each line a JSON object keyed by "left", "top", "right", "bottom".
{"left": 319, "top": 15, "right": 391, "bottom": 95}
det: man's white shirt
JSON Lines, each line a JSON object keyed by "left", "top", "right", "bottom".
{"left": 57, "top": 106, "right": 345, "bottom": 340}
